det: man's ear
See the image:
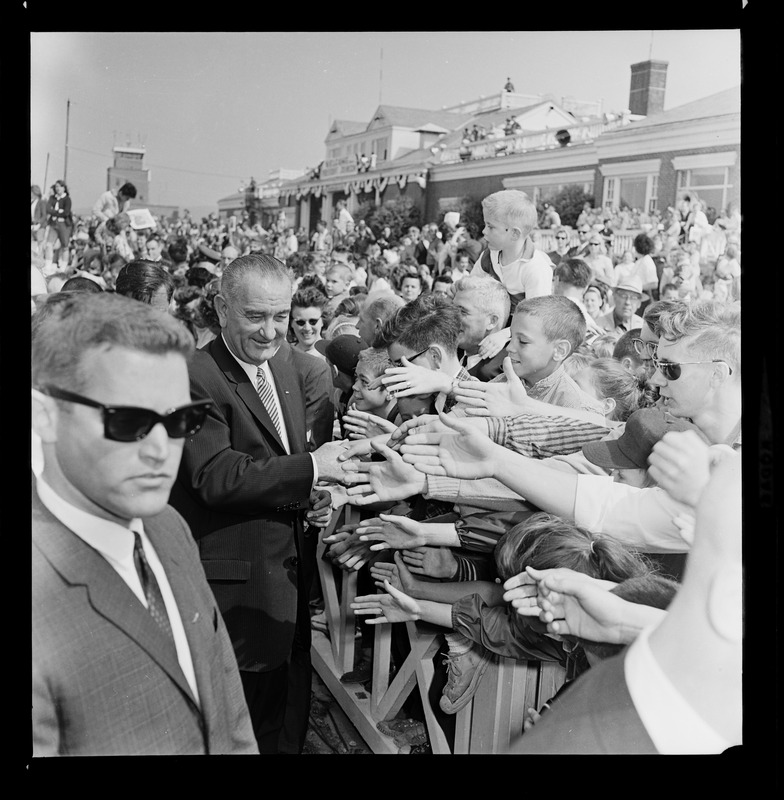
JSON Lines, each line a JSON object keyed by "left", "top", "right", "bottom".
{"left": 486, "top": 313, "right": 501, "bottom": 334}
{"left": 429, "top": 345, "right": 444, "bottom": 370}
{"left": 551, "top": 340, "right": 572, "bottom": 363}
{"left": 214, "top": 293, "right": 229, "bottom": 326}
{"left": 620, "top": 355, "right": 635, "bottom": 373}
{"left": 602, "top": 396, "right": 617, "bottom": 418}
{"left": 711, "top": 361, "right": 734, "bottom": 386}
{"left": 32, "top": 389, "right": 59, "bottom": 443}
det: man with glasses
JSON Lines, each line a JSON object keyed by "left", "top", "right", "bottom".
{"left": 568, "top": 224, "right": 592, "bottom": 258}
{"left": 597, "top": 277, "right": 646, "bottom": 334}
{"left": 32, "top": 292, "right": 258, "bottom": 755}
{"left": 547, "top": 226, "right": 572, "bottom": 267}
{"left": 168, "top": 253, "right": 349, "bottom": 754}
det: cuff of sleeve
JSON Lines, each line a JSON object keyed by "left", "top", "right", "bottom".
{"left": 424, "top": 474, "right": 462, "bottom": 502}
{"left": 485, "top": 416, "right": 506, "bottom": 445}
{"left": 309, "top": 452, "right": 319, "bottom": 488}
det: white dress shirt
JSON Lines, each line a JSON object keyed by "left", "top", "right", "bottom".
{"left": 35, "top": 476, "right": 201, "bottom": 705}
{"left": 624, "top": 624, "right": 734, "bottom": 754}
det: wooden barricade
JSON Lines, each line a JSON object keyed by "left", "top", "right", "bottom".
{"left": 310, "top": 504, "right": 568, "bottom": 754}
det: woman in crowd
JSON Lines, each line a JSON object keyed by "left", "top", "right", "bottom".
{"left": 289, "top": 285, "right": 329, "bottom": 359}
{"left": 45, "top": 180, "right": 73, "bottom": 268}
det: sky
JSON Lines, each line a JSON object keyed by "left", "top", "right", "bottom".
{"left": 30, "top": 30, "right": 742, "bottom": 217}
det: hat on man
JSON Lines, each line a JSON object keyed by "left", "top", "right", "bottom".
{"left": 613, "top": 275, "right": 649, "bottom": 302}
{"left": 321, "top": 334, "right": 364, "bottom": 376}
{"left": 582, "top": 407, "right": 699, "bottom": 470}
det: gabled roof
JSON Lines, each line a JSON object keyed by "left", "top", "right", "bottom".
{"left": 625, "top": 86, "right": 740, "bottom": 129}
{"left": 368, "top": 105, "right": 473, "bottom": 130}
{"left": 327, "top": 119, "right": 368, "bottom": 137}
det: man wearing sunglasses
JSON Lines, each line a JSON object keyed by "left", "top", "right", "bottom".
{"left": 168, "top": 253, "right": 349, "bottom": 754}
{"left": 568, "top": 224, "right": 592, "bottom": 259}
{"left": 32, "top": 292, "right": 257, "bottom": 755}
{"left": 546, "top": 226, "right": 572, "bottom": 267}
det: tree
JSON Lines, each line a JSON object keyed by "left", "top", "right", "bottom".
{"left": 361, "top": 197, "right": 423, "bottom": 242}
{"left": 552, "top": 185, "right": 595, "bottom": 228}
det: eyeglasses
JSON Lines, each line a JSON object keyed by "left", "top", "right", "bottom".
{"left": 652, "top": 358, "right": 733, "bottom": 382}
{"left": 555, "top": 235, "right": 568, "bottom": 240}
{"left": 589, "top": 242, "right": 603, "bottom": 246}
{"left": 579, "top": 229, "right": 590, "bottom": 235}
{"left": 37, "top": 385, "right": 213, "bottom": 442}
{"left": 390, "top": 346, "right": 430, "bottom": 368}
{"left": 631, "top": 338, "right": 658, "bottom": 360}
{"left": 293, "top": 317, "right": 321, "bottom": 327}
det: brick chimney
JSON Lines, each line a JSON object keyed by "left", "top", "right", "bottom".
{"left": 629, "top": 59, "right": 668, "bottom": 116}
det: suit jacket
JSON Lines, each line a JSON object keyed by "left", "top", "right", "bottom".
{"left": 466, "top": 348, "right": 507, "bottom": 382}
{"left": 506, "top": 649, "right": 659, "bottom": 754}
{"left": 277, "top": 339, "right": 335, "bottom": 448}
{"left": 597, "top": 311, "right": 646, "bottom": 334}
{"left": 169, "top": 334, "right": 316, "bottom": 672}
{"left": 32, "top": 486, "right": 257, "bottom": 756}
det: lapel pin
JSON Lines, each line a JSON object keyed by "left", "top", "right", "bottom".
{"left": 192, "top": 612, "right": 199, "bottom": 623}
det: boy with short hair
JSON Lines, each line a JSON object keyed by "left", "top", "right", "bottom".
{"left": 497, "top": 295, "right": 605, "bottom": 420}
{"left": 324, "top": 263, "right": 353, "bottom": 317}
{"left": 350, "top": 347, "right": 399, "bottom": 423}
{"left": 471, "top": 189, "right": 554, "bottom": 359}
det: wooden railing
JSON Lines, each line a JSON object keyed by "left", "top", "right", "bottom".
{"left": 310, "top": 504, "right": 568, "bottom": 754}
{"left": 535, "top": 229, "right": 638, "bottom": 259}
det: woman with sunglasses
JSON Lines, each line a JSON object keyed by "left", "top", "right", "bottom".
{"left": 583, "top": 235, "right": 615, "bottom": 287}
{"left": 288, "top": 285, "right": 328, "bottom": 360}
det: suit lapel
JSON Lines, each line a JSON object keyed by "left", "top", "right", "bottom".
{"left": 269, "top": 346, "right": 307, "bottom": 454}
{"left": 32, "top": 492, "right": 196, "bottom": 707}
{"left": 208, "top": 335, "right": 287, "bottom": 451}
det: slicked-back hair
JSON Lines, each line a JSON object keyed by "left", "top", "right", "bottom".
{"left": 657, "top": 299, "right": 741, "bottom": 375}
{"left": 494, "top": 512, "right": 650, "bottom": 584}
{"left": 453, "top": 274, "right": 511, "bottom": 322}
{"left": 60, "top": 276, "right": 104, "bottom": 294}
{"left": 115, "top": 260, "right": 175, "bottom": 304}
{"left": 554, "top": 257, "right": 593, "bottom": 290}
{"left": 481, "top": 189, "right": 538, "bottom": 235}
{"left": 612, "top": 328, "right": 643, "bottom": 363}
{"left": 32, "top": 292, "right": 194, "bottom": 392}
{"left": 514, "top": 294, "right": 587, "bottom": 355}
{"left": 220, "top": 253, "right": 293, "bottom": 307}
{"left": 642, "top": 299, "right": 688, "bottom": 337}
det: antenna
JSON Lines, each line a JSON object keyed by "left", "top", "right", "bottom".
{"left": 379, "top": 47, "right": 383, "bottom": 105}
{"left": 648, "top": 30, "right": 654, "bottom": 60}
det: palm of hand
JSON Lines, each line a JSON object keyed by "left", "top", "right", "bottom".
{"left": 420, "top": 547, "right": 456, "bottom": 579}
{"left": 436, "top": 432, "right": 497, "bottom": 479}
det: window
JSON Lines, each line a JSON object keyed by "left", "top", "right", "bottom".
{"left": 676, "top": 167, "right": 731, "bottom": 213}
{"left": 648, "top": 175, "right": 658, "bottom": 213}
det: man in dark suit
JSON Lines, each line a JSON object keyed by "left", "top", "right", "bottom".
{"left": 31, "top": 292, "right": 257, "bottom": 756}
{"left": 452, "top": 274, "right": 511, "bottom": 382}
{"left": 169, "top": 253, "right": 348, "bottom": 753}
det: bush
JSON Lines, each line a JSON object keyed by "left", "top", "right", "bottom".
{"left": 551, "top": 185, "right": 596, "bottom": 228}
{"left": 360, "top": 197, "right": 423, "bottom": 242}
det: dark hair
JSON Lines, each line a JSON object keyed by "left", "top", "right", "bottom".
{"left": 167, "top": 238, "right": 189, "bottom": 264}
{"left": 642, "top": 298, "right": 688, "bottom": 337}
{"left": 297, "top": 274, "right": 328, "bottom": 295}
{"left": 60, "top": 276, "right": 104, "bottom": 294}
{"left": 334, "top": 296, "right": 362, "bottom": 317}
{"left": 433, "top": 274, "right": 454, "bottom": 286}
{"left": 494, "top": 512, "right": 650, "bottom": 584}
{"left": 388, "top": 293, "right": 461, "bottom": 354}
{"left": 400, "top": 273, "right": 424, "bottom": 291}
{"left": 119, "top": 182, "right": 137, "bottom": 199}
{"left": 632, "top": 232, "right": 654, "bottom": 256}
{"left": 292, "top": 286, "right": 328, "bottom": 312}
{"left": 571, "top": 574, "right": 679, "bottom": 661}
{"left": 185, "top": 266, "right": 215, "bottom": 289}
{"left": 554, "top": 257, "right": 593, "bottom": 290}
{"left": 612, "top": 327, "right": 643, "bottom": 363}
{"left": 115, "top": 260, "right": 175, "bottom": 304}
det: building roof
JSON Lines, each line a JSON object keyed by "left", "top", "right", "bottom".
{"left": 369, "top": 105, "right": 473, "bottom": 130}
{"left": 625, "top": 86, "right": 740, "bottom": 129}
{"left": 328, "top": 120, "right": 368, "bottom": 137}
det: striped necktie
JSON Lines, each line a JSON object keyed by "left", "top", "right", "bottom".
{"left": 256, "top": 365, "right": 282, "bottom": 437}
{"left": 132, "top": 532, "right": 175, "bottom": 645}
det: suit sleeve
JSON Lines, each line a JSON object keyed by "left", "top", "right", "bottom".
{"left": 303, "top": 357, "right": 336, "bottom": 448}
{"left": 179, "top": 365, "right": 315, "bottom": 514}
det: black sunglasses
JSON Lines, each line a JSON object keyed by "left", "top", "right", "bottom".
{"left": 555, "top": 235, "right": 568, "bottom": 240}
{"left": 293, "top": 317, "right": 321, "bottom": 327}
{"left": 652, "top": 358, "right": 733, "bottom": 382}
{"left": 37, "top": 385, "right": 213, "bottom": 442}
{"left": 390, "top": 346, "right": 430, "bottom": 369}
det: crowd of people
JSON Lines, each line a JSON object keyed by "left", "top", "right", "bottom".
{"left": 31, "top": 183, "right": 742, "bottom": 756}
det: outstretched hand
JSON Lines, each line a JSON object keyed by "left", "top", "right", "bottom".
{"left": 367, "top": 357, "right": 448, "bottom": 398}
{"left": 399, "top": 411, "right": 502, "bottom": 479}
{"left": 341, "top": 437, "right": 427, "bottom": 505}
{"left": 452, "top": 357, "right": 528, "bottom": 418}
{"left": 342, "top": 406, "right": 398, "bottom": 440}
{"left": 356, "top": 513, "right": 426, "bottom": 551}
{"left": 350, "top": 579, "right": 422, "bottom": 624}
{"left": 477, "top": 328, "right": 511, "bottom": 361}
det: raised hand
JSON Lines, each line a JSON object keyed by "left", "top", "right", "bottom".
{"left": 356, "top": 513, "right": 426, "bottom": 551}
{"left": 367, "top": 357, "right": 449, "bottom": 398}
{"left": 350, "top": 579, "right": 422, "bottom": 624}
{"left": 341, "top": 438, "right": 427, "bottom": 505}
{"left": 648, "top": 430, "right": 739, "bottom": 508}
{"left": 400, "top": 546, "right": 457, "bottom": 579}
{"left": 500, "top": 569, "right": 541, "bottom": 617}
{"left": 452, "top": 357, "right": 528, "bottom": 418}
{"left": 386, "top": 414, "right": 443, "bottom": 450}
{"left": 399, "top": 411, "right": 502, "bottom": 479}
{"left": 342, "top": 407, "right": 398, "bottom": 440}
{"left": 477, "top": 327, "right": 511, "bottom": 361}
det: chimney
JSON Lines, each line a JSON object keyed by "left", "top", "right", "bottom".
{"left": 629, "top": 59, "right": 668, "bottom": 116}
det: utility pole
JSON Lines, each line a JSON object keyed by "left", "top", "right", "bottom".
{"left": 379, "top": 48, "right": 383, "bottom": 106}
{"left": 63, "top": 98, "right": 71, "bottom": 184}
{"left": 43, "top": 152, "right": 50, "bottom": 193}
